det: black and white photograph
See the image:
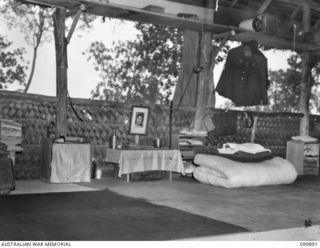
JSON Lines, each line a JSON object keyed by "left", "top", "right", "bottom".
{"left": 1, "top": 0, "right": 320, "bottom": 246}
{"left": 129, "top": 106, "right": 150, "bottom": 135}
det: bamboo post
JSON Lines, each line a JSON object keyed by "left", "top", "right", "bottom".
{"left": 53, "top": 8, "right": 68, "bottom": 138}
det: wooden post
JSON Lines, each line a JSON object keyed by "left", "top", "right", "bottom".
{"left": 194, "top": 32, "right": 213, "bottom": 130}
{"left": 172, "top": 30, "right": 199, "bottom": 108}
{"left": 53, "top": 8, "right": 68, "bottom": 138}
{"left": 299, "top": 4, "right": 311, "bottom": 136}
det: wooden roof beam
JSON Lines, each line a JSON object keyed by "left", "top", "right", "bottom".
{"left": 290, "top": 6, "right": 301, "bottom": 19}
{"left": 312, "top": 19, "right": 320, "bottom": 30}
{"left": 258, "top": 0, "right": 272, "bottom": 14}
{"left": 22, "top": 0, "right": 320, "bottom": 53}
{"left": 24, "top": 0, "right": 215, "bottom": 22}
{"left": 230, "top": 0, "right": 238, "bottom": 8}
{"left": 277, "top": 0, "right": 320, "bottom": 13}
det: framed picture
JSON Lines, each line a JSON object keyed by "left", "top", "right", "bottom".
{"left": 129, "top": 106, "right": 150, "bottom": 135}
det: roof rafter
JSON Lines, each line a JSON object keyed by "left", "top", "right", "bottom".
{"left": 258, "top": 0, "right": 273, "bottom": 14}
{"left": 22, "top": 0, "right": 320, "bottom": 53}
{"left": 276, "top": 0, "right": 320, "bottom": 13}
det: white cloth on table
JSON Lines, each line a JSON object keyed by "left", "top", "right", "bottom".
{"left": 106, "top": 149, "right": 185, "bottom": 177}
{"left": 51, "top": 143, "right": 91, "bottom": 183}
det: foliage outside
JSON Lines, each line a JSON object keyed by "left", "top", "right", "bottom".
{"left": 86, "top": 22, "right": 183, "bottom": 105}
{"left": 0, "top": 35, "right": 27, "bottom": 90}
{"left": 0, "top": 0, "right": 95, "bottom": 92}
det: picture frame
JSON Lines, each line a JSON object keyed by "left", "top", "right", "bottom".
{"left": 129, "top": 106, "right": 150, "bottom": 135}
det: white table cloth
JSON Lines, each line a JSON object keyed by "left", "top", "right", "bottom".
{"left": 50, "top": 143, "right": 91, "bottom": 183}
{"left": 105, "top": 149, "right": 185, "bottom": 177}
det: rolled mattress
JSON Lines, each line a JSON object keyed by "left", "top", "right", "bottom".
{"left": 193, "top": 154, "right": 298, "bottom": 188}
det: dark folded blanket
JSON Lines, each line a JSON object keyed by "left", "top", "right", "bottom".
{"left": 209, "top": 150, "right": 274, "bottom": 163}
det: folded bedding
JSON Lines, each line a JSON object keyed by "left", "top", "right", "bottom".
{"left": 217, "top": 143, "right": 271, "bottom": 154}
{"left": 209, "top": 150, "right": 274, "bottom": 162}
{"left": 193, "top": 154, "right": 298, "bottom": 188}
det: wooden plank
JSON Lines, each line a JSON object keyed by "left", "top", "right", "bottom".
{"left": 230, "top": 0, "right": 238, "bottom": 8}
{"left": 258, "top": 0, "right": 273, "bottom": 14}
{"left": 299, "top": 4, "right": 312, "bottom": 136}
{"left": 233, "top": 30, "right": 320, "bottom": 53}
{"left": 290, "top": 6, "right": 301, "bottom": 19}
{"left": 214, "top": 5, "right": 258, "bottom": 26}
{"left": 194, "top": 32, "right": 213, "bottom": 130}
{"left": 109, "top": 0, "right": 215, "bottom": 22}
{"left": 53, "top": 8, "right": 68, "bottom": 138}
{"left": 277, "top": 0, "right": 320, "bottom": 13}
{"left": 172, "top": 30, "right": 199, "bottom": 108}
{"left": 23, "top": 0, "right": 320, "bottom": 52}
{"left": 312, "top": 19, "right": 320, "bottom": 30}
{"left": 66, "top": 9, "right": 82, "bottom": 43}
{"left": 167, "top": 0, "right": 214, "bottom": 8}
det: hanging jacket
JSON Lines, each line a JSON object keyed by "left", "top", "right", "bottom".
{"left": 215, "top": 41, "right": 269, "bottom": 106}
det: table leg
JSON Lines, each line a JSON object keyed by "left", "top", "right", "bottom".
{"left": 126, "top": 173, "right": 130, "bottom": 183}
{"left": 169, "top": 171, "right": 172, "bottom": 181}
{"left": 8, "top": 151, "right": 15, "bottom": 167}
{"left": 113, "top": 163, "right": 119, "bottom": 179}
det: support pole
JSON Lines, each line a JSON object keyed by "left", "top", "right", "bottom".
{"left": 53, "top": 8, "right": 67, "bottom": 138}
{"left": 194, "top": 0, "right": 215, "bottom": 131}
{"left": 299, "top": 4, "right": 311, "bottom": 136}
{"left": 169, "top": 101, "right": 173, "bottom": 149}
{"left": 194, "top": 32, "right": 213, "bottom": 131}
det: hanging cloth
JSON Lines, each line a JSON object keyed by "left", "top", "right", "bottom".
{"left": 215, "top": 40, "right": 269, "bottom": 106}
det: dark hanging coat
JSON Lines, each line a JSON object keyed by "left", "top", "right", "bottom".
{"left": 215, "top": 41, "right": 269, "bottom": 106}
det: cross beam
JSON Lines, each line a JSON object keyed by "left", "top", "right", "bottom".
{"left": 23, "top": 0, "right": 320, "bottom": 53}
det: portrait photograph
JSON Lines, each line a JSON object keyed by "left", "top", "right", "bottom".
{"left": 129, "top": 106, "right": 150, "bottom": 135}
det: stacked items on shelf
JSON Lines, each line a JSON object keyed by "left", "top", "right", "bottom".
{"left": 287, "top": 136, "right": 319, "bottom": 175}
{"left": 178, "top": 129, "right": 208, "bottom": 161}
{"left": 0, "top": 119, "right": 23, "bottom": 152}
{"left": 179, "top": 129, "right": 207, "bottom": 147}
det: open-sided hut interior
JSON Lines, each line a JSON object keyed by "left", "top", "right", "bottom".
{"left": 1, "top": 0, "right": 318, "bottom": 180}
{"left": 2, "top": 0, "right": 320, "bottom": 241}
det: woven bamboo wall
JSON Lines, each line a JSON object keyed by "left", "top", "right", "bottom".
{"left": 0, "top": 91, "right": 316, "bottom": 179}
{"left": 0, "top": 91, "right": 194, "bottom": 179}
{"left": 205, "top": 109, "right": 303, "bottom": 156}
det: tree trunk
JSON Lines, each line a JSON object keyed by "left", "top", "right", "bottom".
{"left": 194, "top": 32, "right": 213, "bottom": 131}
{"left": 53, "top": 8, "right": 68, "bottom": 138}
{"left": 172, "top": 30, "right": 199, "bottom": 108}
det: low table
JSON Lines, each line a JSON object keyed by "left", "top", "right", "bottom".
{"left": 105, "top": 149, "right": 185, "bottom": 182}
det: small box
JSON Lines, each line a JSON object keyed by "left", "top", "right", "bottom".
{"left": 286, "top": 140, "right": 319, "bottom": 176}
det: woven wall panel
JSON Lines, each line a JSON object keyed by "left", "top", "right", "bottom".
{"left": 0, "top": 92, "right": 196, "bottom": 178}
{"left": 206, "top": 109, "right": 302, "bottom": 157}
{"left": 0, "top": 91, "right": 315, "bottom": 178}
{"left": 14, "top": 145, "right": 40, "bottom": 179}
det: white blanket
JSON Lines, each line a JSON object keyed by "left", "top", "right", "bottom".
{"left": 217, "top": 143, "right": 271, "bottom": 154}
{"left": 193, "top": 154, "right": 297, "bottom": 188}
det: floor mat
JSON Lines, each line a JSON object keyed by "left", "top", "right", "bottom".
{"left": 10, "top": 180, "right": 97, "bottom": 195}
{"left": 0, "top": 188, "right": 248, "bottom": 241}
